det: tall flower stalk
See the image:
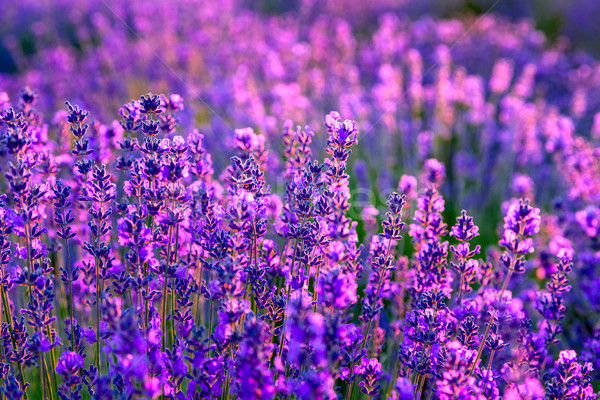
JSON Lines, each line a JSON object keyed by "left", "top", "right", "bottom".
{"left": 469, "top": 199, "right": 540, "bottom": 376}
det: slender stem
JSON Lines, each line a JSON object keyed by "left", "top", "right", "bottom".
{"left": 277, "top": 236, "right": 299, "bottom": 360}
{"left": 144, "top": 180, "right": 155, "bottom": 331}
{"left": 64, "top": 238, "right": 74, "bottom": 351}
{"left": 126, "top": 259, "right": 134, "bottom": 310}
{"left": 208, "top": 301, "right": 214, "bottom": 339}
{"left": 457, "top": 272, "right": 465, "bottom": 309}
{"left": 138, "top": 289, "right": 145, "bottom": 331}
{"left": 171, "top": 222, "right": 180, "bottom": 344}
{"left": 47, "top": 324, "right": 59, "bottom": 397}
{"left": 386, "top": 356, "right": 400, "bottom": 398}
{"left": 24, "top": 222, "right": 32, "bottom": 275}
{"left": 347, "top": 239, "right": 394, "bottom": 400}
{"left": 312, "top": 262, "right": 322, "bottom": 313}
{"left": 413, "top": 374, "right": 422, "bottom": 398}
{"left": 416, "top": 373, "right": 426, "bottom": 399}
{"left": 94, "top": 200, "right": 105, "bottom": 376}
{"left": 499, "top": 269, "right": 513, "bottom": 299}
{"left": 1, "top": 284, "right": 28, "bottom": 400}
{"left": 193, "top": 257, "right": 202, "bottom": 326}
{"left": 271, "top": 216, "right": 311, "bottom": 387}
{"left": 414, "top": 339, "right": 434, "bottom": 398}
{"left": 21, "top": 222, "right": 36, "bottom": 400}
{"left": 278, "top": 239, "right": 290, "bottom": 270}
{"left": 481, "top": 349, "right": 496, "bottom": 394}
{"left": 371, "top": 314, "right": 381, "bottom": 357}
{"left": 277, "top": 216, "right": 308, "bottom": 361}
{"left": 469, "top": 268, "right": 514, "bottom": 376}
{"left": 162, "top": 225, "right": 173, "bottom": 350}
{"left": 253, "top": 227, "right": 259, "bottom": 311}
{"left": 38, "top": 327, "right": 47, "bottom": 399}
{"left": 95, "top": 246, "right": 100, "bottom": 374}
{"left": 136, "top": 250, "right": 147, "bottom": 338}
{"left": 362, "top": 239, "right": 394, "bottom": 351}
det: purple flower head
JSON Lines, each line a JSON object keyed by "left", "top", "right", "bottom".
{"left": 233, "top": 127, "right": 264, "bottom": 154}
{"left": 318, "top": 268, "right": 357, "bottom": 309}
{"left": 3, "top": 14, "right": 600, "bottom": 396}
{"left": 450, "top": 242, "right": 480, "bottom": 259}
{"left": 380, "top": 192, "right": 406, "bottom": 240}
{"left": 417, "top": 130, "right": 434, "bottom": 159}
{"left": 499, "top": 199, "right": 541, "bottom": 263}
{"left": 503, "top": 199, "right": 541, "bottom": 237}
{"left": 489, "top": 58, "right": 514, "bottom": 94}
{"left": 423, "top": 158, "right": 446, "bottom": 187}
{"left": 500, "top": 230, "right": 535, "bottom": 255}
{"left": 450, "top": 210, "right": 480, "bottom": 242}
{"left": 393, "top": 377, "right": 414, "bottom": 400}
{"left": 511, "top": 173, "right": 535, "bottom": 198}
{"left": 292, "top": 370, "right": 336, "bottom": 400}
{"left": 545, "top": 350, "right": 596, "bottom": 400}
{"left": 139, "top": 93, "right": 163, "bottom": 116}
{"left": 575, "top": 206, "right": 600, "bottom": 238}
{"left": 55, "top": 351, "right": 84, "bottom": 375}
{"left": 287, "top": 291, "right": 327, "bottom": 368}
{"left": 234, "top": 318, "right": 275, "bottom": 400}
{"left": 355, "top": 358, "right": 381, "bottom": 396}
{"left": 361, "top": 205, "right": 379, "bottom": 233}
{"left": 160, "top": 93, "right": 184, "bottom": 112}
{"left": 325, "top": 112, "right": 358, "bottom": 149}
{"left": 398, "top": 174, "right": 418, "bottom": 201}
{"left": 144, "top": 377, "right": 161, "bottom": 399}
{"left": 119, "top": 100, "right": 143, "bottom": 132}
{"left": 64, "top": 101, "right": 89, "bottom": 124}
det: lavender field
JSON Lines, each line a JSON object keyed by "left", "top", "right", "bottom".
{"left": 0, "top": 0, "right": 598, "bottom": 399}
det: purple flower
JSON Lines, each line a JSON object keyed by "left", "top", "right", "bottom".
{"left": 423, "top": 158, "right": 446, "bottom": 188}
{"left": 503, "top": 199, "right": 541, "bottom": 237}
{"left": 398, "top": 175, "right": 418, "bottom": 201}
{"left": 575, "top": 206, "right": 600, "bottom": 238}
{"left": 55, "top": 351, "right": 84, "bottom": 375}
{"left": 489, "top": 58, "right": 514, "bottom": 94}
{"left": 355, "top": 358, "right": 382, "bottom": 396}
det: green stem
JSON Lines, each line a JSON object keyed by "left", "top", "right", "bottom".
{"left": 38, "top": 327, "right": 47, "bottom": 399}
{"left": 171, "top": 223, "right": 180, "bottom": 344}
{"left": 94, "top": 200, "right": 105, "bottom": 376}
{"left": 47, "top": 324, "right": 59, "bottom": 397}
{"left": 162, "top": 225, "right": 173, "bottom": 350}
{"left": 95, "top": 249, "right": 100, "bottom": 374}
{"left": 312, "top": 262, "right": 322, "bottom": 313}
{"left": 469, "top": 268, "right": 514, "bottom": 376}
{"left": 457, "top": 272, "right": 464, "bottom": 309}
{"left": 64, "top": 238, "right": 74, "bottom": 351}
{"left": 193, "top": 258, "right": 203, "bottom": 326}
{"left": 1, "top": 284, "right": 29, "bottom": 400}
{"left": 276, "top": 237, "right": 299, "bottom": 360}
{"left": 208, "top": 301, "right": 214, "bottom": 339}
{"left": 386, "top": 357, "right": 400, "bottom": 398}
{"left": 481, "top": 349, "right": 496, "bottom": 394}
{"left": 347, "top": 239, "right": 394, "bottom": 400}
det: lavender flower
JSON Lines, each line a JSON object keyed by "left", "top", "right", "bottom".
{"left": 0, "top": 6, "right": 598, "bottom": 395}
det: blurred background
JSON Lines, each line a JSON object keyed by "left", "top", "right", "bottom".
{"left": 2, "top": 0, "right": 600, "bottom": 96}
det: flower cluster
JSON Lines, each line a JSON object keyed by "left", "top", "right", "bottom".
{"left": 0, "top": 1, "right": 599, "bottom": 398}
{"left": 0, "top": 84, "right": 594, "bottom": 399}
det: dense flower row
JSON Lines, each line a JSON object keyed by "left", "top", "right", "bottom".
{"left": 0, "top": 1, "right": 599, "bottom": 398}
{"left": 3, "top": 2, "right": 600, "bottom": 295}
{"left": 0, "top": 87, "right": 595, "bottom": 399}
